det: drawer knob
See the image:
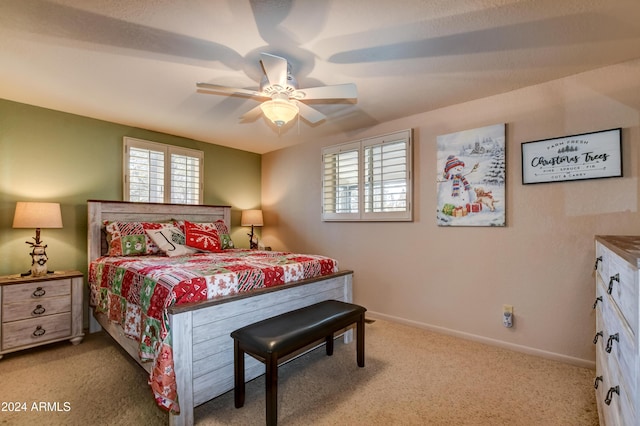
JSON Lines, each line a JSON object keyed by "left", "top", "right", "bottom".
{"left": 32, "top": 287, "right": 46, "bottom": 297}
{"left": 593, "top": 331, "right": 603, "bottom": 344}
{"left": 605, "top": 386, "right": 619, "bottom": 405}
{"left": 594, "top": 376, "right": 603, "bottom": 389}
{"left": 32, "top": 326, "right": 46, "bottom": 337}
{"left": 594, "top": 256, "right": 602, "bottom": 270}
{"left": 32, "top": 304, "right": 46, "bottom": 315}
{"left": 605, "top": 333, "right": 619, "bottom": 353}
{"left": 607, "top": 274, "right": 619, "bottom": 295}
{"left": 592, "top": 297, "right": 602, "bottom": 309}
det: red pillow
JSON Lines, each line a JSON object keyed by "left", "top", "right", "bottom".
{"left": 184, "top": 220, "right": 222, "bottom": 252}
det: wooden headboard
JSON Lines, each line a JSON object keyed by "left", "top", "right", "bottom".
{"left": 87, "top": 200, "right": 231, "bottom": 265}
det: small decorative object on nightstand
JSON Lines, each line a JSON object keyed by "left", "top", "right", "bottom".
{"left": 12, "top": 202, "right": 63, "bottom": 277}
{"left": 241, "top": 209, "right": 263, "bottom": 249}
{"left": 0, "top": 270, "right": 84, "bottom": 360}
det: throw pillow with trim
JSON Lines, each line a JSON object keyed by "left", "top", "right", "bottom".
{"left": 213, "top": 219, "right": 235, "bottom": 249}
{"left": 184, "top": 220, "right": 222, "bottom": 252}
{"left": 174, "top": 219, "right": 235, "bottom": 249}
{"left": 104, "top": 221, "right": 171, "bottom": 256}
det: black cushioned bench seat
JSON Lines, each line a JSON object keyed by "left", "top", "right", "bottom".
{"left": 230, "top": 299, "right": 366, "bottom": 426}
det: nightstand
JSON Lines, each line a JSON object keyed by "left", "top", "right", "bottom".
{"left": 0, "top": 270, "right": 84, "bottom": 359}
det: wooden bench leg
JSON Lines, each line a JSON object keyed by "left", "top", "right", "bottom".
{"left": 234, "top": 339, "right": 245, "bottom": 408}
{"left": 357, "top": 314, "right": 365, "bottom": 367}
{"left": 266, "top": 352, "right": 278, "bottom": 426}
{"left": 325, "top": 334, "right": 334, "bottom": 356}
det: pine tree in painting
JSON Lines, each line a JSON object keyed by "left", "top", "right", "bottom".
{"left": 483, "top": 147, "right": 505, "bottom": 185}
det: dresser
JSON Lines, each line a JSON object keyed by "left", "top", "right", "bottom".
{"left": 594, "top": 236, "right": 639, "bottom": 425}
{"left": 0, "top": 270, "right": 84, "bottom": 359}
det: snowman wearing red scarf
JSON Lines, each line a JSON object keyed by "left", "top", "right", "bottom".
{"left": 441, "top": 155, "right": 478, "bottom": 209}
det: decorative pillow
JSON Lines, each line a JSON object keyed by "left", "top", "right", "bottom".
{"left": 183, "top": 220, "right": 222, "bottom": 252}
{"left": 213, "top": 219, "right": 235, "bottom": 249}
{"left": 174, "top": 219, "right": 234, "bottom": 249}
{"left": 104, "top": 221, "right": 172, "bottom": 256}
{"left": 145, "top": 225, "right": 197, "bottom": 257}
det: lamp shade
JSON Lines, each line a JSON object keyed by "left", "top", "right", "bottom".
{"left": 260, "top": 99, "right": 299, "bottom": 127}
{"left": 241, "top": 209, "right": 263, "bottom": 227}
{"left": 13, "top": 202, "right": 63, "bottom": 229}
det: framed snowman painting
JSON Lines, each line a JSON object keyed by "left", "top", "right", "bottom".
{"left": 437, "top": 123, "right": 506, "bottom": 227}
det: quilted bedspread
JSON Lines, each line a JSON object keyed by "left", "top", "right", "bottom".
{"left": 88, "top": 249, "right": 338, "bottom": 413}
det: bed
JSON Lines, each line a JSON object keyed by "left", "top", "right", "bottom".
{"left": 87, "top": 200, "right": 354, "bottom": 426}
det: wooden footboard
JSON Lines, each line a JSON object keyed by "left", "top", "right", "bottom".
{"left": 91, "top": 271, "right": 353, "bottom": 426}
{"left": 168, "top": 271, "right": 353, "bottom": 426}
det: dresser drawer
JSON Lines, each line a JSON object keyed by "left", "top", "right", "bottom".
{"left": 598, "top": 295, "right": 636, "bottom": 396}
{"left": 608, "top": 253, "right": 639, "bottom": 335}
{"left": 595, "top": 242, "right": 609, "bottom": 285}
{"left": 2, "top": 279, "right": 71, "bottom": 303}
{"left": 595, "top": 362, "right": 620, "bottom": 426}
{"left": 595, "top": 344, "right": 636, "bottom": 425}
{"left": 2, "top": 295, "right": 71, "bottom": 323}
{"left": 2, "top": 313, "right": 71, "bottom": 350}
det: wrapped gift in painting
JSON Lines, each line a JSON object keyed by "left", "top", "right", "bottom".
{"left": 453, "top": 206, "right": 468, "bottom": 217}
{"left": 437, "top": 123, "right": 506, "bottom": 227}
{"left": 466, "top": 202, "right": 482, "bottom": 213}
{"left": 442, "top": 203, "right": 456, "bottom": 216}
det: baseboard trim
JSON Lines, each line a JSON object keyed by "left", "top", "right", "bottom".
{"left": 366, "top": 311, "right": 595, "bottom": 370}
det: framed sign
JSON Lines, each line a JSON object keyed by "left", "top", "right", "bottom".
{"left": 521, "top": 128, "right": 622, "bottom": 184}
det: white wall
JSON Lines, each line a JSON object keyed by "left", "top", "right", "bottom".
{"left": 261, "top": 59, "right": 640, "bottom": 366}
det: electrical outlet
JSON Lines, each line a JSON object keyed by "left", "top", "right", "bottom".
{"left": 503, "top": 304, "right": 513, "bottom": 328}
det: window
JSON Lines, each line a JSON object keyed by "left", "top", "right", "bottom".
{"left": 123, "top": 137, "right": 203, "bottom": 204}
{"left": 322, "top": 129, "right": 412, "bottom": 221}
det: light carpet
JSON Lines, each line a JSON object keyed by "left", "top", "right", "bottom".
{"left": 0, "top": 318, "right": 598, "bottom": 425}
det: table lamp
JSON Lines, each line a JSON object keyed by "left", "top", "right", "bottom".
{"left": 12, "top": 202, "right": 63, "bottom": 276}
{"left": 241, "top": 209, "right": 263, "bottom": 249}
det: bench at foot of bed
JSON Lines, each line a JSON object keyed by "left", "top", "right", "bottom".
{"left": 230, "top": 299, "right": 366, "bottom": 426}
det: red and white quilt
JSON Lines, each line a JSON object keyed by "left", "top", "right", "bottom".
{"left": 88, "top": 249, "right": 338, "bottom": 413}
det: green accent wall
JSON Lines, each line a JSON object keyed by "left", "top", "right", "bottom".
{"left": 0, "top": 98, "right": 261, "bottom": 276}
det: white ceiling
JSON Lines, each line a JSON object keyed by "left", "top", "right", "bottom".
{"left": 2, "top": 0, "right": 640, "bottom": 154}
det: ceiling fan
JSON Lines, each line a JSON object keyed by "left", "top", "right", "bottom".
{"left": 196, "top": 53, "right": 357, "bottom": 128}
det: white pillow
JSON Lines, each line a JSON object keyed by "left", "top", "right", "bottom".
{"left": 145, "top": 226, "right": 197, "bottom": 257}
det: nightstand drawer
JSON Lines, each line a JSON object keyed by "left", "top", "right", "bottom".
{"left": 2, "top": 312, "right": 71, "bottom": 350}
{"left": 2, "top": 295, "right": 71, "bottom": 322}
{"left": 2, "top": 279, "right": 71, "bottom": 302}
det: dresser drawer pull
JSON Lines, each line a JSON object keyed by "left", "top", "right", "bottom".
{"left": 605, "top": 386, "right": 619, "bottom": 405}
{"left": 32, "top": 287, "right": 46, "bottom": 297}
{"left": 607, "top": 274, "right": 619, "bottom": 295}
{"left": 32, "top": 326, "right": 46, "bottom": 337}
{"left": 593, "top": 331, "right": 603, "bottom": 344}
{"left": 594, "top": 376, "right": 603, "bottom": 389}
{"left": 592, "top": 297, "right": 602, "bottom": 309}
{"left": 594, "top": 256, "right": 602, "bottom": 270}
{"left": 605, "top": 333, "right": 619, "bottom": 353}
{"left": 32, "top": 304, "right": 46, "bottom": 315}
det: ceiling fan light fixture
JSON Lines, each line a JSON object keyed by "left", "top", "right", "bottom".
{"left": 260, "top": 98, "right": 299, "bottom": 127}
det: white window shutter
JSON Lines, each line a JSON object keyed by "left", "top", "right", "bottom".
{"left": 124, "top": 137, "right": 203, "bottom": 204}
{"left": 322, "top": 130, "right": 412, "bottom": 221}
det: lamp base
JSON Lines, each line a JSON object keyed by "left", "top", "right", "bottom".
{"left": 26, "top": 242, "right": 50, "bottom": 277}
{"left": 248, "top": 224, "right": 259, "bottom": 250}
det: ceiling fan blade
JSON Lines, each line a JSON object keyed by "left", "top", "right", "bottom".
{"left": 196, "top": 82, "right": 267, "bottom": 98}
{"left": 240, "top": 104, "right": 264, "bottom": 123}
{"left": 260, "top": 53, "right": 288, "bottom": 88}
{"left": 293, "top": 83, "right": 357, "bottom": 100}
{"left": 296, "top": 102, "right": 326, "bottom": 124}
